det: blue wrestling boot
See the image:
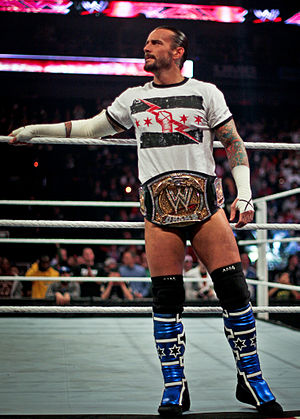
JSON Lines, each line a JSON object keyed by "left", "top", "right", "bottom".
{"left": 223, "top": 303, "right": 284, "bottom": 417}
{"left": 153, "top": 313, "right": 190, "bottom": 417}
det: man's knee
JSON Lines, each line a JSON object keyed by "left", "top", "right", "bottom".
{"left": 210, "top": 262, "right": 250, "bottom": 310}
{"left": 152, "top": 274, "right": 185, "bottom": 314}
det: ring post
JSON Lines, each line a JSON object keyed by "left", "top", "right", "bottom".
{"left": 256, "top": 200, "right": 269, "bottom": 320}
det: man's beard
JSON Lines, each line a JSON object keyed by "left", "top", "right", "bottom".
{"left": 144, "top": 54, "right": 173, "bottom": 73}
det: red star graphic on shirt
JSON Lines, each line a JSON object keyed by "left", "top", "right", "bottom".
{"left": 180, "top": 114, "right": 188, "bottom": 123}
{"left": 135, "top": 119, "right": 140, "bottom": 127}
{"left": 144, "top": 117, "right": 152, "bottom": 127}
{"left": 194, "top": 115, "right": 202, "bottom": 124}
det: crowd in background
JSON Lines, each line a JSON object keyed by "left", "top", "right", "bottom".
{"left": 0, "top": 97, "right": 299, "bottom": 303}
{"left": 0, "top": 249, "right": 299, "bottom": 303}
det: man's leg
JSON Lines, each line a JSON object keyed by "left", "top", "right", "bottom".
{"left": 145, "top": 220, "right": 190, "bottom": 416}
{"left": 190, "top": 210, "right": 283, "bottom": 417}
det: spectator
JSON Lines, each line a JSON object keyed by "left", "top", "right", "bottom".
{"left": 46, "top": 266, "right": 80, "bottom": 305}
{"left": 103, "top": 257, "right": 118, "bottom": 275}
{"left": 0, "top": 257, "right": 13, "bottom": 275}
{"left": 0, "top": 259, "right": 22, "bottom": 298}
{"left": 119, "top": 251, "right": 149, "bottom": 299}
{"left": 66, "top": 253, "right": 80, "bottom": 269}
{"left": 25, "top": 255, "right": 59, "bottom": 299}
{"left": 50, "top": 245, "right": 69, "bottom": 271}
{"left": 183, "top": 255, "right": 199, "bottom": 300}
{"left": 268, "top": 272, "right": 299, "bottom": 301}
{"left": 284, "top": 254, "right": 300, "bottom": 286}
{"left": 240, "top": 252, "right": 257, "bottom": 299}
{"left": 101, "top": 270, "right": 133, "bottom": 301}
{"left": 184, "top": 257, "right": 216, "bottom": 301}
{"left": 73, "top": 247, "right": 105, "bottom": 297}
{"left": 141, "top": 251, "right": 150, "bottom": 277}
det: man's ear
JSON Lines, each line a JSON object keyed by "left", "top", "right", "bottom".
{"left": 173, "top": 46, "right": 184, "bottom": 61}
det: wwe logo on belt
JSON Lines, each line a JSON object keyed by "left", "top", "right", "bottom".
{"left": 166, "top": 187, "right": 194, "bottom": 214}
{"left": 147, "top": 172, "right": 211, "bottom": 226}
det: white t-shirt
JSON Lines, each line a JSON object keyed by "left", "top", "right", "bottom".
{"left": 107, "top": 77, "right": 232, "bottom": 184}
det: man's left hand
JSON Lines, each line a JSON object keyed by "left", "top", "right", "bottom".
{"left": 230, "top": 198, "right": 254, "bottom": 228}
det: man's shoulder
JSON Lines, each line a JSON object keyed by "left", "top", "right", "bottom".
{"left": 122, "top": 81, "right": 153, "bottom": 96}
{"left": 48, "top": 267, "right": 59, "bottom": 276}
{"left": 134, "top": 264, "right": 146, "bottom": 274}
{"left": 189, "top": 78, "right": 219, "bottom": 93}
{"left": 111, "top": 82, "right": 152, "bottom": 108}
{"left": 119, "top": 265, "right": 129, "bottom": 273}
{"left": 25, "top": 262, "right": 38, "bottom": 275}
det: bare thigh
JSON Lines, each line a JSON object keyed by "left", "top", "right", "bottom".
{"left": 144, "top": 219, "right": 186, "bottom": 277}
{"left": 189, "top": 209, "right": 241, "bottom": 273}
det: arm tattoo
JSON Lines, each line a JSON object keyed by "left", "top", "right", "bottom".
{"left": 214, "top": 119, "right": 249, "bottom": 169}
{"left": 64, "top": 121, "right": 72, "bottom": 138}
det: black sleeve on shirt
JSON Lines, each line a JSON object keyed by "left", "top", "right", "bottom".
{"left": 212, "top": 115, "right": 233, "bottom": 131}
{"left": 106, "top": 110, "right": 127, "bottom": 131}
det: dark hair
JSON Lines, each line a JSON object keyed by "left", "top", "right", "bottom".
{"left": 40, "top": 255, "right": 50, "bottom": 263}
{"left": 155, "top": 25, "right": 188, "bottom": 69}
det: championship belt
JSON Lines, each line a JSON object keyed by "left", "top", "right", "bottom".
{"left": 139, "top": 171, "right": 224, "bottom": 227}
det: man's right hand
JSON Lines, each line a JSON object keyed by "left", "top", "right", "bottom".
{"left": 9, "top": 126, "right": 35, "bottom": 145}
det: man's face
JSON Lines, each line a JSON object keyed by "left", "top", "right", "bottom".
{"left": 123, "top": 252, "right": 134, "bottom": 266}
{"left": 279, "top": 273, "right": 289, "bottom": 284}
{"left": 60, "top": 249, "right": 67, "bottom": 260}
{"left": 143, "top": 29, "right": 175, "bottom": 73}
{"left": 83, "top": 248, "right": 94, "bottom": 264}
{"left": 184, "top": 259, "right": 193, "bottom": 271}
{"left": 39, "top": 257, "right": 50, "bottom": 272}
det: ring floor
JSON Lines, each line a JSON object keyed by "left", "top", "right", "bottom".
{"left": 0, "top": 315, "right": 299, "bottom": 418}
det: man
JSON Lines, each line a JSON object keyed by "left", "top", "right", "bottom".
{"left": 119, "top": 251, "right": 149, "bottom": 299}
{"left": 10, "top": 26, "right": 283, "bottom": 417}
{"left": 101, "top": 256, "right": 133, "bottom": 300}
{"left": 101, "top": 269, "right": 134, "bottom": 301}
{"left": 284, "top": 254, "right": 300, "bottom": 286}
{"left": 182, "top": 254, "right": 199, "bottom": 300}
{"left": 0, "top": 258, "right": 23, "bottom": 298}
{"left": 240, "top": 252, "right": 257, "bottom": 299}
{"left": 46, "top": 266, "right": 80, "bottom": 305}
{"left": 184, "top": 256, "right": 216, "bottom": 301}
{"left": 73, "top": 247, "right": 105, "bottom": 297}
{"left": 50, "top": 245, "right": 69, "bottom": 271}
{"left": 268, "top": 271, "right": 299, "bottom": 301}
{"left": 25, "top": 255, "right": 59, "bottom": 298}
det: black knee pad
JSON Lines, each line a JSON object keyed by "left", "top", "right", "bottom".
{"left": 210, "top": 262, "right": 250, "bottom": 310}
{"left": 152, "top": 274, "right": 185, "bottom": 314}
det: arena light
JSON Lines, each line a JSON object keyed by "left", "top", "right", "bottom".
{"left": 102, "top": 2, "right": 248, "bottom": 23}
{"left": 0, "top": 54, "right": 193, "bottom": 77}
{"left": 285, "top": 12, "right": 300, "bottom": 25}
{"left": 0, "top": 0, "right": 73, "bottom": 14}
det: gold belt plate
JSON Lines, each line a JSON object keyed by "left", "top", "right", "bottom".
{"left": 148, "top": 173, "right": 211, "bottom": 226}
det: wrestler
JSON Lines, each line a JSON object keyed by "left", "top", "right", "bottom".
{"left": 9, "top": 26, "right": 283, "bottom": 417}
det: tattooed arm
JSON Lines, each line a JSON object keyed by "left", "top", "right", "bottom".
{"left": 214, "top": 119, "right": 254, "bottom": 228}
{"left": 214, "top": 119, "right": 248, "bottom": 169}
